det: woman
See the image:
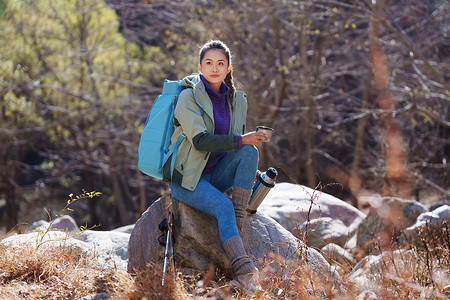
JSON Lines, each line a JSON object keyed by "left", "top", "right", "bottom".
{"left": 163, "top": 40, "right": 267, "bottom": 294}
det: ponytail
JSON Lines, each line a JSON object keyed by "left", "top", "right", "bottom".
{"left": 225, "top": 71, "right": 235, "bottom": 105}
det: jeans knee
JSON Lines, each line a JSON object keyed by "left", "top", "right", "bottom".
{"left": 240, "top": 145, "right": 258, "bottom": 160}
{"left": 223, "top": 198, "right": 236, "bottom": 216}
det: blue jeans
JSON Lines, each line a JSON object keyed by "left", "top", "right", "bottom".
{"left": 170, "top": 145, "right": 258, "bottom": 243}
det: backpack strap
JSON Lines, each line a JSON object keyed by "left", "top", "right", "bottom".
{"left": 169, "top": 133, "right": 185, "bottom": 179}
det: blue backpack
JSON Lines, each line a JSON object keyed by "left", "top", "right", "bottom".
{"left": 138, "top": 80, "right": 186, "bottom": 180}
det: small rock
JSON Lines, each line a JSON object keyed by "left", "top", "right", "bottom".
{"left": 49, "top": 215, "right": 79, "bottom": 232}
{"left": 442, "top": 285, "right": 450, "bottom": 296}
{"left": 355, "top": 291, "right": 377, "bottom": 299}
{"left": 320, "top": 243, "right": 357, "bottom": 270}
{"left": 80, "top": 293, "right": 112, "bottom": 300}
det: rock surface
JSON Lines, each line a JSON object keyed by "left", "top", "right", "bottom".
{"left": 400, "top": 205, "right": 450, "bottom": 246}
{"left": 404, "top": 205, "right": 450, "bottom": 233}
{"left": 127, "top": 196, "right": 167, "bottom": 273}
{"left": 301, "top": 217, "right": 350, "bottom": 248}
{"left": 127, "top": 195, "right": 339, "bottom": 287}
{"left": 349, "top": 249, "right": 450, "bottom": 297}
{"left": 29, "top": 215, "right": 79, "bottom": 233}
{"left": 1, "top": 224, "right": 130, "bottom": 270}
{"left": 356, "top": 197, "right": 427, "bottom": 254}
{"left": 320, "top": 243, "right": 357, "bottom": 271}
{"left": 258, "top": 182, "right": 366, "bottom": 234}
{"left": 2, "top": 186, "right": 449, "bottom": 299}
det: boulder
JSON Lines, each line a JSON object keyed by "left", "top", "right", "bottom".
{"left": 301, "top": 217, "right": 349, "bottom": 249}
{"left": 1, "top": 230, "right": 85, "bottom": 249}
{"left": 405, "top": 205, "right": 450, "bottom": 232}
{"left": 356, "top": 197, "right": 427, "bottom": 254}
{"left": 50, "top": 215, "right": 79, "bottom": 232}
{"left": 29, "top": 215, "right": 79, "bottom": 233}
{"left": 112, "top": 224, "right": 135, "bottom": 234}
{"left": 400, "top": 205, "right": 450, "bottom": 246}
{"left": 349, "top": 249, "right": 449, "bottom": 297}
{"left": 127, "top": 195, "right": 339, "bottom": 288}
{"left": 428, "top": 198, "right": 450, "bottom": 211}
{"left": 1, "top": 228, "right": 129, "bottom": 270}
{"left": 75, "top": 230, "right": 130, "bottom": 270}
{"left": 127, "top": 196, "right": 167, "bottom": 273}
{"left": 258, "top": 182, "right": 366, "bottom": 235}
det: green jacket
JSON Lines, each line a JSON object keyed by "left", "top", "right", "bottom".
{"left": 163, "top": 74, "right": 248, "bottom": 191}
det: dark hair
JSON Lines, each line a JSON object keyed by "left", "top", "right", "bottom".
{"left": 199, "top": 40, "right": 236, "bottom": 103}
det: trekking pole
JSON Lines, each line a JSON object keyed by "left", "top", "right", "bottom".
{"left": 162, "top": 210, "right": 171, "bottom": 286}
{"left": 170, "top": 212, "right": 176, "bottom": 281}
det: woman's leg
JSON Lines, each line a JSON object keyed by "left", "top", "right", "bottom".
{"left": 210, "top": 145, "right": 259, "bottom": 228}
{"left": 170, "top": 177, "right": 239, "bottom": 243}
{"left": 171, "top": 147, "right": 262, "bottom": 293}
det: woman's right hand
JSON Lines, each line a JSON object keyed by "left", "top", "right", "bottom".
{"left": 242, "top": 132, "right": 268, "bottom": 146}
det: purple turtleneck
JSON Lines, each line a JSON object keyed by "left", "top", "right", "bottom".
{"left": 200, "top": 74, "right": 242, "bottom": 175}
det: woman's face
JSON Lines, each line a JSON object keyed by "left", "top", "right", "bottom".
{"left": 199, "top": 49, "right": 231, "bottom": 92}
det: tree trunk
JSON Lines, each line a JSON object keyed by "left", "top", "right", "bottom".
{"left": 370, "top": 0, "right": 412, "bottom": 199}
{"left": 349, "top": 71, "right": 373, "bottom": 207}
{"left": 106, "top": 144, "right": 129, "bottom": 225}
{"left": 85, "top": 171, "right": 99, "bottom": 226}
{"left": 4, "top": 183, "right": 18, "bottom": 232}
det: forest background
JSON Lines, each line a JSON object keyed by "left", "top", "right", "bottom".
{"left": 0, "top": 0, "right": 448, "bottom": 234}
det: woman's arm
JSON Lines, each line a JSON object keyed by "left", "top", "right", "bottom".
{"left": 192, "top": 132, "right": 240, "bottom": 152}
{"left": 193, "top": 131, "right": 268, "bottom": 151}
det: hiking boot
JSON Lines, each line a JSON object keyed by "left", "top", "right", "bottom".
{"left": 223, "top": 236, "right": 263, "bottom": 295}
{"left": 230, "top": 271, "right": 263, "bottom": 295}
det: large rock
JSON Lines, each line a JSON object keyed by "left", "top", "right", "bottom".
{"left": 49, "top": 215, "right": 79, "bottom": 232}
{"left": 356, "top": 197, "right": 427, "bottom": 254}
{"left": 1, "top": 227, "right": 130, "bottom": 270}
{"left": 29, "top": 215, "right": 79, "bottom": 233}
{"left": 301, "top": 217, "right": 349, "bottom": 249}
{"left": 258, "top": 183, "right": 366, "bottom": 235}
{"left": 112, "top": 224, "right": 135, "bottom": 234}
{"left": 127, "top": 195, "right": 168, "bottom": 273}
{"left": 400, "top": 205, "right": 450, "bottom": 246}
{"left": 349, "top": 249, "right": 449, "bottom": 297}
{"left": 428, "top": 198, "right": 450, "bottom": 211}
{"left": 75, "top": 230, "right": 130, "bottom": 269}
{"left": 405, "top": 205, "right": 450, "bottom": 232}
{"left": 127, "top": 195, "right": 339, "bottom": 288}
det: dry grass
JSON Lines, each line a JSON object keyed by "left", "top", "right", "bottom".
{"left": 1, "top": 223, "right": 449, "bottom": 299}
{"left": 0, "top": 241, "right": 131, "bottom": 299}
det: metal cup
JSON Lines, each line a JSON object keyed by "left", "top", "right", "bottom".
{"left": 256, "top": 126, "right": 273, "bottom": 142}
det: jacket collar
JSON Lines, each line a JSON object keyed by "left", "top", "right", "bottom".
{"left": 181, "top": 73, "right": 236, "bottom": 117}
